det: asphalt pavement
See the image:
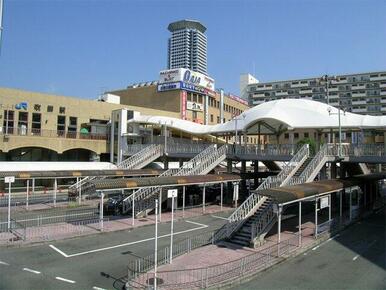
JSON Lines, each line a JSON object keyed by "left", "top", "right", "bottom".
{"left": 231, "top": 207, "right": 386, "bottom": 290}
{"left": 0, "top": 211, "right": 230, "bottom": 290}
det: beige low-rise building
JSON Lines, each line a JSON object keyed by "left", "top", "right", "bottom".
{"left": 0, "top": 87, "right": 179, "bottom": 161}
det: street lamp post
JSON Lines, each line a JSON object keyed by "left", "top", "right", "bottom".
{"left": 328, "top": 106, "right": 345, "bottom": 158}
{"left": 319, "top": 74, "right": 337, "bottom": 105}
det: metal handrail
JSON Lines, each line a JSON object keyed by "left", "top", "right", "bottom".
{"left": 118, "top": 144, "right": 162, "bottom": 169}
{"left": 214, "top": 144, "right": 309, "bottom": 241}
{"left": 287, "top": 144, "right": 329, "bottom": 186}
{"left": 227, "top": 144, "right": 296, "bottom": 156}
{"left": 250, "top": 202, "right": 276, "bottom": 244}
{"left": 69, "top": 145, "right": 162, "bottom": 191}
{"left": 122, "top": 145, "right": 227, "bottom": 215}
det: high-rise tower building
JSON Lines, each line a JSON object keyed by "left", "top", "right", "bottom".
{"left": 167, "top": 19, "right": 207, "bottom": 75}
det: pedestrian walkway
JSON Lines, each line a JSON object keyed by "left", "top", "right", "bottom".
{"left": 0, "top": 205, "right": 233, "bottom": 245}
{"left": 128, "top": 218, "right": 327, "bottom": 289}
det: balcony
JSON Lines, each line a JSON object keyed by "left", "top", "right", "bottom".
{"left": 370, "top": 76, "right": 386, "bottom": 81}
{"left": 275, "top": 91, "right": 288, "bottom": 96}
{"left": 299, "top": 89, "right": 312, "bottom": 94}
{"left": 380, "top": 91, "right": 386, "bottom": 96}
{"left": 380, "top": 83, "right": 386, "bottom": 88}
{"left": 291, "top": 83, "right": 308, "bottom": 88}
{"left": 352, "top": 92, "right": 366, "bottom": 97}
{"left": 328, "top": 87, "right": 338, "bottom": 92}
{"left": 254, "top": 86, "right": 270, "bottom": 91}
{"left": 352, "top": 100, "right": 367, "bottom": 105}
{"left": 351, "top": 85, "right": 366, "bottom": 90}
{"left": 331, "top": 79, "right": 347, "bottom": 84}
{"left": 253, "top": 93, "right": 265, "bottom": 98}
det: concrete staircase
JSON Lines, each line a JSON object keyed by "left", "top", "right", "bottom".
{"left": 121, "top": 145, "right": 228, "bottom": 217}
{"left": 68, "top": 144, "right": 163, "bottom": 197}
{"left": 229, "top": 197, "right": 273, "bottom": 247}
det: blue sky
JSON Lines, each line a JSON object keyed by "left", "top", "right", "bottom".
{"left": 0, "top": 0, "right": 385, "bottom": 99}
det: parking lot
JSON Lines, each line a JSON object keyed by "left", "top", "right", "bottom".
{"left": 0, "top": 211, "right": 230, "bottom": 289}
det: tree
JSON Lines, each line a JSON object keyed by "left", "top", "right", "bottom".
{"left": 297, "top": 137, "right": 317, "bottom": 155}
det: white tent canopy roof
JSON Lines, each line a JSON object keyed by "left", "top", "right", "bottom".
{"left": 129, "top": 99, "right": 386, "bottom": 136}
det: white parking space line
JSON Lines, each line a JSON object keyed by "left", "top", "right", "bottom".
{"left": 49, "top": 244, "right": 69, "bottom": 258}
{"left": 22, "top": 268, "right": 41, "bottom": 274}
{"left": 50, "top": 220, "right": 208, "bottom": 258}
{"left": 353, "top": 255, "right": 360, "bottom": 261}
{"left": 0, "top": 260, "right": 10, "bottom": 266}
{"left": 211, "top": 215, "right": 229, "bottom": 220}
{"left": 55, "top": 276, "right": 76, "bottom": 284}
{"left": 312, "top": 234, "right": 340, "bottom": 251}
{"left": 185, "top": 220, "right": 209, "bottom": 227}
{"left": 93, "top": 287, "right": 106, "bottom": 290}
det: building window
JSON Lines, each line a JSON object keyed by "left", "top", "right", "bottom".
{"left": 57, "top": 116, "right": 66, "bottom": 136}
{"left": 47, "top": 105, "right": 54, "bottom": 112}
{"left": 18, "top": 112, "right": 28, "bottom": 135}
{"left": 31, "top": 113, "right": 41, "bottom": 135}
{"left": 294, "top": 133, "right": 299, "bottom": 139}
{"left": 59, "top": 106, "right": 66, "bottom": 114}
{"left": 210, "top": 114, "right": 213, "bottom": 123}
{"left": 217, "top": 116, "right": 220, "bottom": 123}
{"left": 68, "top": 117, "right": 77, "bottom": 135}
{"left": 304, "top": 132, "right": 309, "bottom": 138}
{"left": 284, "top": 133, "right": 289, "bottom": 139}
{"left": 3, "top": 110, "right": 15, "bottom": 134}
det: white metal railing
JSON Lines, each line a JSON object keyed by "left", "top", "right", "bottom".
{"left": 69, "top": 145, "right": 162, "bottom": 192}
{"left": 214, "top": 144, "right": 309, "bottom": 240}
{"left": 122, "top": 145, "right": 227, "bottom": 215}
{"left": 69, "top": 176, "right": 94, "bottom": 190}
{"left": 340, "top": 143, "right": 385, "bottom": 157}
{"left": 166, "top": 143, "right": 211, "bottom": 154}
{"left": 125, "top": 144, "right": 151, "bottom": 156}
{"left": 287, "top": 144, "right": 330, "bottom": 186}
{"left": 118, "top": 144, "right": 163, "bottom": 169}
{"left": 227, "top": 144, "right": 296, "bottom": 156}
{"left": 250, "top": 202, "right": 276, "bottom": 245}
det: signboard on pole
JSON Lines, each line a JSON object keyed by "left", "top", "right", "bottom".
{"left": 320, "top": 196, "right": 329, "bottom": 209}
{"left": 5, "top": 176, "right": 15, "bottom": 183}
{"left": 167, "top": 189, "right": 178, "bottom": 198}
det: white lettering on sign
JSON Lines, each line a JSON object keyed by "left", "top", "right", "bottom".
{"left": 5, "top": 176, "right": 15, "bottom": 183}
{"left": 159, "top": 68, "right": 215, "bottom": 90}
{"left": 167, "top": 189, "right": 178, "bottom": 198}
{"left": 320, "top": 196, "right": 329, "bottom": 209}
{"left": 187, "top": 101, "right": 204, "bottom": 111}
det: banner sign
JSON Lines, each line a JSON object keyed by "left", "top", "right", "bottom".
{"left": 187, "top": 101, "right": 203, "bottom": 111}
{"left": 158, "top": 81, "right": 215, "bottom": 96}
{"left": 159, "top": 68, "right": 215, "bottom": 90}
{"left": 157, "top": 82, "right": 181, "bottom": 92}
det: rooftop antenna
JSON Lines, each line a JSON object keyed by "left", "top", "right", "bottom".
{"left": 0, "top": 0, "right": 4, "bottom": 56}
